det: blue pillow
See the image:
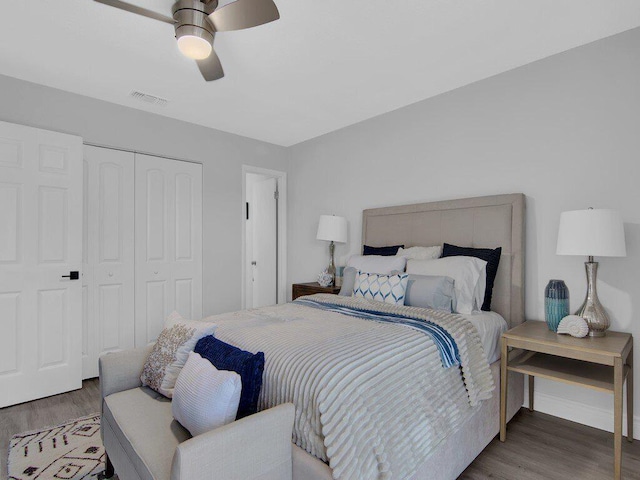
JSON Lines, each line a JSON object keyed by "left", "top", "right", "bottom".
{"left": 194, "top": 336, "right": 265, "bottom": 419}
{"left": 363, "top": 244, "right": 403, "bottom": 256}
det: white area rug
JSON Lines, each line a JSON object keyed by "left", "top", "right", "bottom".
{"left": 8, "top": 414, "right": 112, "bottom": 480}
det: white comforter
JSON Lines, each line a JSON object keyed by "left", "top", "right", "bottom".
{"left": 207, "top": 294, "right": 494, "bottom": 480}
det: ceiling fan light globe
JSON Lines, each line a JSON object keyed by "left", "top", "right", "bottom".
{"left": 177, "top": 35, "right": 212, "bottom": 60}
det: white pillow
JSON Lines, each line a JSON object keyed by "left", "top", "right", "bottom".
{"left": 396, "top": 246, "right": 442, "bottom": 261}
{"left": 140, "top": 311, "right": 217, "bottom": 398}
{"left": 353, "top": 271, "right": 409, "bottom": 305}
{"left": 474, "top": 264, "right": 487, "bottom": 312}
{"left": 406, "top": 257, "right": 487, "bottom": 314}
{"left": 172, "top": 352, "right": 242, "bottom": 436}
{"left": 347, "top": 255, "right": 406, "bottom": 274}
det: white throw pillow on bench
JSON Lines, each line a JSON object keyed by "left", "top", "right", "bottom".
{"left": 172, "top": 351, "right": 242, "bottom": 436}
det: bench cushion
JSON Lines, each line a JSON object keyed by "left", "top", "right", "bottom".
{"left": 103, "top": 387, "right": 191, "bottom": 480}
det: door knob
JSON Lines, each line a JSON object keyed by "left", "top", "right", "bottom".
{"left": 61, "top": 271, "right": 79, "bottom": 280}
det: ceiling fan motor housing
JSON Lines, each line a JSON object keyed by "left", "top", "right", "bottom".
{"left": 172, "top": 0, "right": 217, "bottom": 45}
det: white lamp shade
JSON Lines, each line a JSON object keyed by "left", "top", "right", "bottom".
{"left": 556, "top": 209, "right": 626, "bottom": 257}
{"left": 316, "top": 215, "right": 347, "bottom": 243}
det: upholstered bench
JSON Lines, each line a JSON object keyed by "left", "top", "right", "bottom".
{"left": 99, "top": 346, "right": 295, "bottom": 480}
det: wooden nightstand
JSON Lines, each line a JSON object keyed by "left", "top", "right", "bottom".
{"left": 500, "top": 320, "right": 633, "bottom": 480}
{"left": 292, "top": 282, "right": 341, "bottom": 300}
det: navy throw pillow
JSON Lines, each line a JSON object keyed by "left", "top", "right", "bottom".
{"left": 363, "top": 245, "right": 404, "bottom": 256}
{"left": 442, "top": 243, "right": 502, "bottom": 312}
{"left": 194, "top": 336, "right": 265, "bottom": 419}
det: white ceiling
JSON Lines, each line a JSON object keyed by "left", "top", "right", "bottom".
{"left": 1, "top": 1, "right": 640, "bottom": 146}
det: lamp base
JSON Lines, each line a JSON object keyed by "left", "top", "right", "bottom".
{"left": 588, "top": 330, "right": 606, "bottom": 338}
{"left": 577, "top": 260, "right": 610, "bottom": 337}
{"left": 327, "top": 241, "right": 336, "bottom": 286}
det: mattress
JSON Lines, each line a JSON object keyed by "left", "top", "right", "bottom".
{"left": 461, "top": 310, "right": 508, "bottom": 364}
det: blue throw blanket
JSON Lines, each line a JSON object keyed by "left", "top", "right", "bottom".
{"left": 294, "top": 298, "right": 460, "bottom": 368}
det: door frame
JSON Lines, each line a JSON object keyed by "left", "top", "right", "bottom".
{"left": 241, "top": 165, "right": 287, "bottom": 309}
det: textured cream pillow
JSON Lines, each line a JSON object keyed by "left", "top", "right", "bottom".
{"left": 396, "top": 246, "right": 442, "bottom": 261}
{"left": 172, "top": 352, "right": 242, "bottom": 436}
{"left": 346, "top": 254, "right": 407, "bottom": 274}
{"left": 140, "top": 312, "right": 217, "bottom": 398}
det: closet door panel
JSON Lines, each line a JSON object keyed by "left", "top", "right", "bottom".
{"left": 145, "top": 169, "right": 167, "bottom": 262}
{"left": 99, "top": 162, "right": 124, "bottom": 262}
{"left": 145, "top": 280, "right": 168, "bottom": 343}
{"left": 136, "top": 159, "right": 172, "bottom": 345}
{"left": 175, "top": 278, "right": 193, "bottom": 320}
{"left": 82, "top": 146, "right": 135, "bottom": 379}
{"left": 135, "top": 154, "right": 202, "bottom": 346}
{"left": 175, "top": 173, "right": 193, "bottom": 261}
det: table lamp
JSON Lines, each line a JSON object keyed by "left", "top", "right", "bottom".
{"left": 316, "top": 215, "right": 347, "bottom": 285}
{"left": 556, "top": 208, "right": 626, "bottom": 336}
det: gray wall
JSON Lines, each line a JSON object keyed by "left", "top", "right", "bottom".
{"left": 288, "top": 27, "right": 640, "bottom": 434}
{"left": 0, "top": 74, "right": 289, "bottom": 316}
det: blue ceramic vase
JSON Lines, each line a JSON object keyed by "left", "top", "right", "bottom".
{"left": 545, "top": 280, "right": 570, "bottom": 332}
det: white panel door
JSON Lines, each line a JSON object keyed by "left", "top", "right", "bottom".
{"left": 252, "top": 177, "right": 277, "bottom": 308}
{"left": 0, "top": 121, "right": 83, "bottom": 407}
{"left": 135, "top": 154, "right": 202, "bottom": 346}
{"left": 82, "top": 146, "right": 135, "bottom": 379}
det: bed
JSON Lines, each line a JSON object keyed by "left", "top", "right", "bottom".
{"left": 212, "top": 193, "right": 526, "bottom": 480}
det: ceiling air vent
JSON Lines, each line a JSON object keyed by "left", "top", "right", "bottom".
{"left": 129, "top": 91, "right": 168, "bottom": 107}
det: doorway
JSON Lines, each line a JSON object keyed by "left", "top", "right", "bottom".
{"left": 242, "top": 166, "right": 287, "bottom": 309}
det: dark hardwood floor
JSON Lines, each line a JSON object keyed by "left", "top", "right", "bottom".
{"left": 1, "top": 381, "right": 639, "bottom": 479}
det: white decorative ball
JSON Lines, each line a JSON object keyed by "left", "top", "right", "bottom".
{"left": 317, "top": 270, "right": 333, "bottom": 287}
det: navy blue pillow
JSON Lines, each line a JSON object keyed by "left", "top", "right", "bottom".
{"left": 194, "top": 336, "right": 265, "bottom": 419}
{"left": 442, "top": 243, "right": 502, "bottom": 312}
{"left": 363, "top": 245, "right": 403, "bottom": 256}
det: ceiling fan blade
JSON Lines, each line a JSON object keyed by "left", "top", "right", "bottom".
{"left": 93, "top": 0, "right": 175, "bottom": 24}
{"left": 208, "top": 0, "right": 280, "bottom": 32}
{"left": 196, "top": 49, "right": 225, "bottom": 81}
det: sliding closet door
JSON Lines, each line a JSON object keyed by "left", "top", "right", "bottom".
{"left": 0, "top": 121, "right": 83, "bottom": 407}
{"left": 82, "top": 146, "right": 135, "bottom": 379}
{"left": 135, "top": 154, "right": 203, "bottom": 346}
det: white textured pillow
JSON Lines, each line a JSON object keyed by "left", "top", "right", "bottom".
{"left": 406, "top": 257, "right": 487, "bottom": 314}
{"left": 353, "top": 271, "right": 409, "bottom": 305}
{"left": 347, "top": 255, "right": 406, "bottom": 275}
{"left": 172, "top": 352, "right": 242, "bottom": 436}
{"left": 396, "top": 246, "right": 442, "bottom": 261}
{"left": 140, "top": 312, "right": 217, "bottom": 398}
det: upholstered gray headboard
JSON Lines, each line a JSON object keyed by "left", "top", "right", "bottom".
{"left": 362, "top": 193, "right": 525, "bottom": 327}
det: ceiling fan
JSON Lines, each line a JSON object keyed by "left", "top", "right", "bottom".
{"left": 94, "top": 0, "right": 280, "bottom": 81}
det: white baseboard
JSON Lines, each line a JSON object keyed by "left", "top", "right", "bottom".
{"left": 528, "top": 391, "right": 639, "bottom": 440}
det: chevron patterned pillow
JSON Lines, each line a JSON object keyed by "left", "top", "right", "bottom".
{"left": 353, "top": 271, "right": 409, "bottom": 305}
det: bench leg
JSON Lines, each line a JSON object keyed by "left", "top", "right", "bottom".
{"left": 98, "top": 454, "right": 115, "bottom": 479}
